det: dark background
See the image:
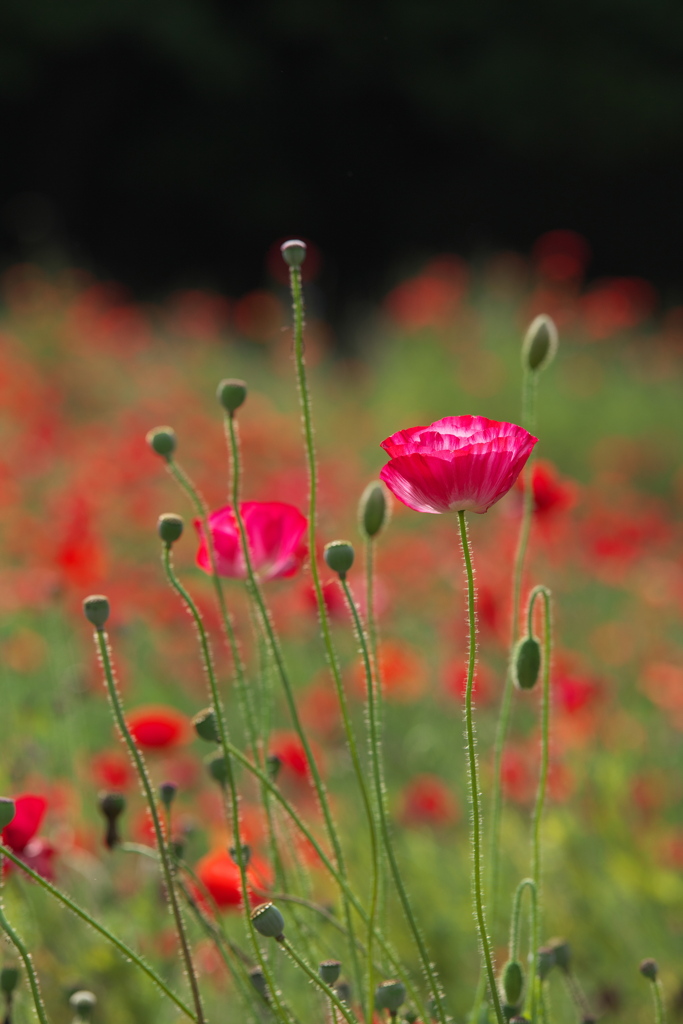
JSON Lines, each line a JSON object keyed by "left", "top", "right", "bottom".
{"left": 3, "top": 0, "right": 683, "bottom": 308}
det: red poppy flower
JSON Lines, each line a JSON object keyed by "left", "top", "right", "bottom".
{"left": 127, "top": 706, "right": 189, "bottom": 749}
{"left": 2, "top": 794, "right": 55, "bottom": 880}
{"left": 380, "top": 416, "right": 537, "bottom": 515}
{"left": 194, "top": 849, "right": 271, "bottom": 911}
{"left": 400, "top": 774, "right": 459, "bottom": 827}
{"left": 195, "top": 502, "right": 307, "bottom": 582}
{"left": 526, "top": 461, "right": 577, "bottom": 519}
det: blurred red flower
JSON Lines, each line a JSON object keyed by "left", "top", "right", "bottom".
{"left": 380, "top": 416, "right": 537, "bottom": 515}
{"left": 519, "top": 460, "right": 577, "bottom": 520}
{"left": 194, "top": 849, "right": 271, "bottom": 911}
{"left": 195, "top": 502, "right": 307, "bottom": 582}
{"left": 127, "top": 706, "right": 189, "bottom": 749}
{"left": 2, "top": 794, "right": 55, "bottom": 880}
{"left": 400, "top": 774, "right": 459, "bottom": 827}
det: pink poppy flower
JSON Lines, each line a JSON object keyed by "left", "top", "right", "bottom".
{"left": 2, "top": 794, "right": 56, "bottom": 880}
{"left": 379, "top": 415, "right": 537, "bottom": 514}
{"left": 194, "top": 502, "right": 307, "bottom": 582}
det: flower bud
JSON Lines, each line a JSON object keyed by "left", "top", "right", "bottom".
{"left": 146, "top": 426, "right": 177, "bottom": 458}
{"left": 359, "top": 481, "right": 389, "bottom": 539}
{"left": 501, "top": 960, "right": 524, "bottom": 1007}
{"left": 267, "top": 754, "right": 282, "bottom": 780}
{"left": 83, "top": 595, "right": 110, "bottom": 629}
{"left": 549, "top": 938, "right": 571, "bottom": 972}
{"left": 157, "top": 513, "right": 184, "bottom": 546}
{"left": 193, "top": 708, "right": 220, "bottom": 743}
{"left": 403, "top": 1013, "right": 418, "bottom": 1024}
{"left": 229, "top": 842, "right": 251, "bottom": 867}
{"left": 98, "top": 791, "right": 126, "bottom": 850}
{"left": 640, "top": 959, "right": 658, "bottom": 982}
{"left": 319, "top": 960, "right": 341, "bottom": 986}
{"left": 159, "top": 781, "right": 177, "bottom": 810}
{"left": 69, "top": 990, "right": 96, "bottom": 1021}
{"left": 280, "top": 240, "right": 307, "bottom": 268}
{"left": 251, "top": 902, "right": 285, "bottom": 940}
{"left": 217, "top": 378, "right": 248, "bottom": 416}
{"left": 249, "top": 966, "right": 269, "bottom": 1000}
{"left": 537, "top": 945, "right": 556, "bottom": 980}
{"left": 522, "top": 315, "right": 558, "bottom": 373}
{"left": 375, "top": 980, "right": 407, "bottom": 1015}
{"left": 0, "top": 967, "right": 19, "bottom": 996}
{"left": 513, "top": 636, "right": 541, "bottom": 691}
{"left": 324, "top": 541, "right": 355, "bottom": 580}
{"left": 335, "top": 981, "right": 352, "bottom": 1005}
{"left": 0, "top": 798, "right": 16, "bottom": 831}
{"left": 205, "top": 751, "right": 229, "bottom": 787}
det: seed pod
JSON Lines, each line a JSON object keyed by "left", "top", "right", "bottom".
{"left": 537, "top": 945, "right": 556, "bottom": 980}
{"left": 359, "top": 481, "right": 389, "bottom": 539}
{"left": 513, "top": 636, "right": 541, "bottom": 690}
{"left": 280, "top": 240, "right": 307, "bottom": 267}
{"left": 217, "top": 379, "right": 247, "bottom": 415}
{"left": 98, "top": 792, "right": 126, "bottom": 850}
{"left": 522, "top": 315, "right": 558, "bottom": 373}
{"left": 251, "top": 902, "right": 285, "bottom": 940}
{"left": 335, "top": 981, "right": 352, "bottom": 1006}
{"left": 159, "top": 782, "right": 177, "bottom": 810}
{"left": 324, "top": 541, "right": 355, "bottom": 579}
{"left": 83, "top": 595, "right": 110, "bottom": 629}
{"left": 146, "top": 426, "right": 177, "bottom": 458}
{"left": 549, "top": 938, "right": 571, "bottom": 972}
{"left": 193, "top": 708, "right": 220, "bottom": 743}
{"left": 639, "top": 959, "right": 658, "bottom": 982}
{"left": 69, "top": 990, "right": 96, "bottom": 1021}
{"left": 319, "top": 960, "right": 341, "bottom": 986}
{"left": 267, "top": 754, "right": 282, "bottom": 780}
{"left": 375, "top": 980, "right": 407, "bottom": 1014}
{"left": 157, "top": 513, "right": 184, "bottom": 545}
{"left": 205, "top": 751, "right": 229, "bottom": 787}
{"left": 0, "top": 967, "right": 19, "bottom": 996}
{"left": 249, "top": 967, "right": 269, "bottom": 1000}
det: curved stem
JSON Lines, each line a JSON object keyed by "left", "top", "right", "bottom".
{"left": 508, "top": 879, "right": 537, "bottom": 963}
{"left": 457, "top": 511, "right": 505, "bottom": 1024}
{"left": 340, "top": 578, "right": 445, "bottom": 1024}
{"left": 0, "top": 855, "right": 50, "bottom": 1024}
{"left": 92, "top": 628, "right": 206, "bottom": 1024}
{"left": 0, "top": 845, "right": 196, "bottom": 1021}
{"left": 286, "top": 259, "right": 365, "bottom": 1007}
{"left": 224, "top": 409, "right": 366, "bottom": 1013}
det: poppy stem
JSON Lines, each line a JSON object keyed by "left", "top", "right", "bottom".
{"left": 224, "top": 408, "right": 367, "bottom": 1018}
{"left": 285, "top": 259, "right": 366, "bottom": 1010}
{"left": 457, "top": 510, "right": 505, "bottom": 1024}
{"left": 508, "top": 879, "right": 537, "bottom": 964}
{"left": 651, "top": 978, "right": 667, "bottom": 1024}
{"left": 0, "top": 856, "right": 50, "bottom": 1024}
{"left": 339, "top": 577, "right": 447, "bottom": 1024}
{"left": 91, "top": 627, "right": 207, "bottom": 1024}
{"left": 278, "top": 936, "right": 360, "bottom": 1024}
{"left": 160, "top": 543, "right": 295, "bottom": 1024}
{"left": 527, "top": 584, "right": 552, "bottom": 1024}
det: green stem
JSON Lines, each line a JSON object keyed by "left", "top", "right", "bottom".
{"left": 340, "top": 577, "right": 446, "bottom": 1024}
{"left": 365, "top": 537, "right": 388, "bottom": 933}
{"left": 159, "top": 544, "right": 293, "bottom": 1024}
{"left": 508, "top": 879, "right": 537, "bottom": 964}
{"left": 224, "top": 408, "right": 365, "bottom": 1013}
{"left": 92, "top": 628, "right": 206, "bottom": 1024}
{"left": 279, "top": 937, "right": 359, "bottom": 1024}
{"left": 652, "top": 980, "right": 667, "bottom": 1024}
{"left": 0, "top": 855, "right": 50, "bottom": 1024}
{"left": 457, "top": 511, "right": 505, "bottom": 1024}
{"left": 0, "top": 845, "right": 196, "bottom": 1021}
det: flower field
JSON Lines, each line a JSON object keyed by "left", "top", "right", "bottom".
{"left": 0, "top": 236, "right": 682, "bottom": 1024}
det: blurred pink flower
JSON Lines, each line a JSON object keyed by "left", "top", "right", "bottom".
{"left": 195, "top": 502, "right": 307, "bottom": 582}
{"left": 2, "top": 794, "right": 55, "bottom": 880}
{"left": 380, "top": 415, "right": 537, "bottom": 514}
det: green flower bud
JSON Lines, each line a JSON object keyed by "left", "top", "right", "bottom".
{"left": 537, "top": 945, "right": 556, "bottom": 980}
{"left": 69, "top": 990, "right": 96, "bottom": 1021}
{"left": 205, "top": 751, "right": 229, "bottom": 787}
{"left": 146, "top": 426, "right": 177, "bottom": 458}
{"left": 640, "top": 959, "right": 658, "bottom": 982}
{"left": 83, "top": 595, "right": 109, "bottom": 629}
{"left": 0, "top": 967, "right": 19, "bottom": 996}
{"left": 522, "top": 315, "right": 558, "bottom": 373}
{"left": 193, "top": 708, "right": 220, "bottom": 743}
{"left": 403, "top": 1012, "right": 419, "bottom": 1024}
{"left": 229, "top": 843, "right": 251, "bottom": 867}
{"left": 501, "top": 960, "right": 524, "bottom": 1007}
{"left": 157, "top": 513, "right": 184, "bottom": 546}
{"left": 375, "top": 980, "right": 407, "bottom": 1014}
{"left": 266, "top": 754, "right": 282, "bottom": 780}
{"left": 251, "top": 902, "right": 285, "bottom": 940}
{"left": 0, "top": 798, "right": 16, "bottom": 831}
{"left": 324, "top": 540, "right": 355, "bottom": 580}
{"left": 280, "top": 240, "right": 307, "bottom": 268}
{"left": 549, "top": 938, "right": 571, "bottom": 972}
{"left": 249, "top": 966, "right": 269, "bottom": 1000}
{"left": 217, "top": 378, "right": 247, "bottom": 415}
{"left": 159, "top": 781, "right": 177, "bottom": 810}
{"left": 319, "top": 959, "right": 341, "bottom": 986}
{"left": 359, "top": 481, "right": 389, "bottom": 539}
{"left": 513, "top": 636, "right": 541, "bottom": 691}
